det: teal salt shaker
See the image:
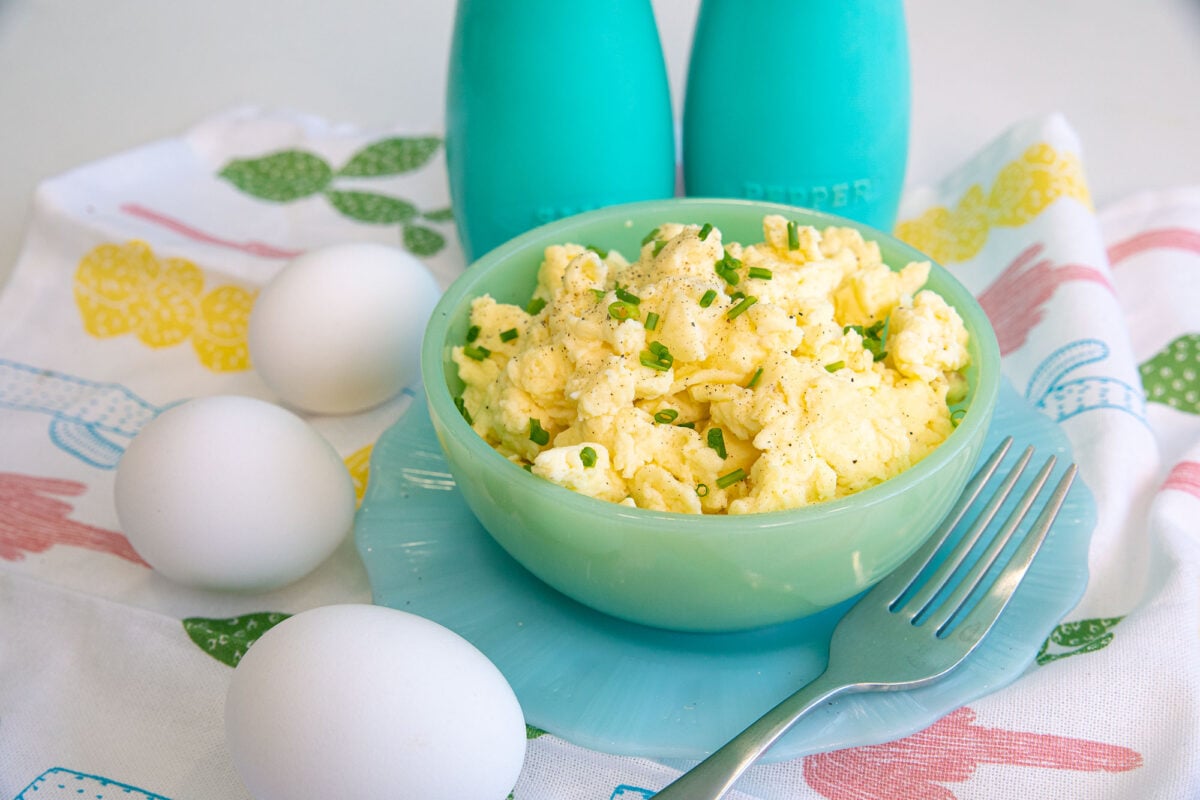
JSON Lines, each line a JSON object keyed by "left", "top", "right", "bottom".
{"left": 446, "top": 0, "right": 677, "bottom": 263}
{"left": 682, "top": 0, "right": 910, "bottom": 232}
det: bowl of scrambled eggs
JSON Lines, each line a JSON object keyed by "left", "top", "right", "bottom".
{"left": 421, "top": 198, "right": 1001, "bottom": 632}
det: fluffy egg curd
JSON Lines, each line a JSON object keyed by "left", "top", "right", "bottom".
{"left": 451, "top": 215, "right": 970, "bottom": 515}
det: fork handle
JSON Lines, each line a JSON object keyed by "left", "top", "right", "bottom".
{"left": 652, "top": 670, "right": 851, "bottom": 799}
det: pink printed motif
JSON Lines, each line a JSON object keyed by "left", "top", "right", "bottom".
{"left": 978, "top": 244, "right": 1113, "bottom": 355}
{"left": 1108, "top": 226, "right": 1200, "bottom": 267}
{"left": 1163, "top": 460, "right": 1200, "bottom": 498}
{"left": 0, "top": 472, "right": 147, "bottom": 566}
{"left": 120, "top": 203, "right": 302, "bottom": 259}
{"left": 802, "top": 707, "right": 1142, "bottom": 800}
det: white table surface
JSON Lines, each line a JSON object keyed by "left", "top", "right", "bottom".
{"left": 1, "top": 0, "right": 1198, "bottom": 289}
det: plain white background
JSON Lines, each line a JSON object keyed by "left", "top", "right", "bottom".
{"left": 1, "top": 0, "right": 1198, "bottom": 288}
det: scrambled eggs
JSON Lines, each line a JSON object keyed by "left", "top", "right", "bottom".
{"left": 451, "top": 215, "right": 970, "bottom": 515}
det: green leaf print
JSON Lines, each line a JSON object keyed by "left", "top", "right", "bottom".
{"left": 338, "top": 136, "right": 441, "bottom": 177}
{"left": 403, "top": 223, "right": 446, "bottom": 256}
{"left": 325, "top": 190, "right": 418, "bottom": 224}
{"left": 183, "top": 611, "right": 291, "bottom": 667}
{"left": 423, "top": 206, "right": 456, "bottom": 222}
{"left": 1036, "top": 616, "right": 1124, "bottom": 665}
{"left": 1140, "top": 334, "right": 1200, "bottom": 413}
{"left": 219, "top": 151, "right": 334, "bottom": 202}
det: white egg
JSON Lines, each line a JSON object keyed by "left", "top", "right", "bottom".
{"left": 249, "top": 242, "right": 442, "bottom": 415}
{"left": 113, "top": 395, "right": 355, "bottom": 592}
{"left": 225, "top": 604, "right": 527, "bottom": 800}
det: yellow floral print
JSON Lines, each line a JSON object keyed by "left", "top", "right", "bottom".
{"left": 344, "top": 444, "right": 374, "bottom": 506}
{"left": 896, "top": 143, "right": 1092, "bottom": 265}
{"left": 73, "top": 240, "right": 257, "bottom": 371}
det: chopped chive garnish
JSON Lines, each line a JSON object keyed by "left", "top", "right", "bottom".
{"left": 454, "top": 395, "right": 473, "bottom": 425}
{"left": 654, "top": 408, "right": 679, "bottom": 424}
{"left": 747, "top": 367, "right": 764, "bottom": 388}
{"left": 652, "top": 239, "right": 668, "bottom": 258}
{"left": 748, "top": 266, "right": 773, "bottom": 280}
{"left": 608, "top": 301, "right": 636, "bottom": 321}
{"left": 590, "top": 288, "right": 606, "bottom": 301}
{"left": 500, "top": 328, "right": 519, "bottom": 342}
{"left": 716, "top": 467, "right": 746, "bottom": 489}
{"left": 639, "top": 341, "right": 674, "bottom": 371}
{"left": 466, "top": 324, "right": 481, "bottom": 343}
{"left": 787, "top": 220, "right": 800, "bottom": 250}
{"left": 641, "top": 227, "right": 661, "bottom": 245}
{"left": 730, "top": 291, "right": 746, "bottom": 302}
{"left": 845, "top": 316, "right": 890, "bottom": 361}
{"left": 699, "top": 289, "right": 718, "bottom": 308}
{"left": 526, "top": 297, "right": 547, "bottom": 315}
{"left": 463, "top": 344, "right": 491, "bottom": 361}
{"left": 586, "top": 244, "right": 609, "bottom": 258}
{"left": 726, "top": 295, "right": 758, "bottom": 320}
{"left": 696, "top": 483, "right": 709, "bottom": 497}
{"left": 699, "top": 222, "right": 714, "bottom": 241}
{"left": 715, "top": 252, "right": 742, "bottom": 285}
{"left": 707, "top": 427, "right": 727, "bottom": 459}
{"left": 825, "top": 360, "right": 845, "bottom": 372}
{"left": 524, "top": 463, "right": 533, "bottom": 472}
{"left": 580, "top": 446, "right": 598, "bottom": 467}
{"left": 615, "top": 286, "right": 641, "bottom": 305}
{"left": 677, "top": 421, "right": 697, "bottom": 429}
{"left": 529, "top": 417, "right": 550, "bottom": 446}
{"left": 644, "top": 311, "right": 660, "bottom": 331}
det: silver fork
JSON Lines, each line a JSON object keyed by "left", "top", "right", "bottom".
{"left": 653, "top": 437, "right": 1077, "bottom": 800}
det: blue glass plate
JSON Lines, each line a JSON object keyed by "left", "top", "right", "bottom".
{"left": 355, "top": 379, "right": 1095, "bottom": 762}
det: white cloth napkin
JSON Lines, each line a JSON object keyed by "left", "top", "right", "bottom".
{"left": 1, "top": 107, "right": 1197, "bottom": 799}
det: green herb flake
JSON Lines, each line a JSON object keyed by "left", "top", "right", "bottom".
{"left": 615, "top": 285, "right": 641, "bottom": 305}
{"left": 787, "top": 220, "right": 800, "bottom": 250}
{"left": 747, "top": 367, "right": 764, "bottom": 388}
{"left": 696, "top": 483, "right": 710, "bottom": 497}
{"left": 586, "top": 244, "right": 609, "bottom": 258}
{"left": 608, "top": 301, "right": 636, "bottom": 321}
{"left": 699, "top": 289, "right": 718, "bottom": 308}
{"left": 529, "top": 417, "right": 550, "bottom": 446}
{"left": 580, "top": 446, "right": 598, "bottom": 467}
{"left": 677, "top": 421, "right": 697, "bottom": 429}
{"left": 526, "top": 297, "right": 547, "bottom": 315}
{"left": 726, "top": 295, "right": 758, "bottom": 320}
{"left": 463, "top": 344, "right": 491, "bottom": 361}
{"left": 499, "top": 328, "right": 519, "bottom": 343}
{"left": 454, "top": 395, "right": 473, "bottom": 425}
{"left": 748, "top": 266, "right": 773, "bottom": 280}
{"left": 641, "top": 227, "right": 661, "bottom": 245}
{"left": 653, "top": 408, "right": 679, "bottom": 424}
{"left": 716, "top": 467, "right": 746, "bottom": 489}
{"left": 699, "top": 222, "right": 714, "bottom": 241}
{"left": 466, "top": 324, "right": 481, "bottom": 343}
{"left": 652, "top": 239, "right": 668, "bottom": 258}
{"left": 644, "top": 311, "right": 660, "bottom": 331}
{"left": 824, "top": 360, "right": 845, "bottom": 373}
{"left": 707, "top": 427, "right": 727, "bottom": 459}
{"left": 590, "top": 288, "right": 606, "bottom": 302}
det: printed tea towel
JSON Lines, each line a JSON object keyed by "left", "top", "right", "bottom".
{"left": 1, "top": 107, "right": 1197, "bottom": 799}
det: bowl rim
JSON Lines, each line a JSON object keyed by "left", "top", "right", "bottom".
{"left": 421, "top": 197, "right": 1002, "bottom": 530}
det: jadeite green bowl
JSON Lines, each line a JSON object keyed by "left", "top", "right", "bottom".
{"left": 420, "top": 199, "right": 1001, "bottom": 633}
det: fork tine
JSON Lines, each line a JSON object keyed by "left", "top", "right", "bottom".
{"left": 872, "top": 437, "right": 1014, "bottom": 607}
{"left": 873, "top": 438, "right": 1012, "bottom": 606}
{"left": 900, "top": 445, "right": 1035, "bottom": 618}
{"left": 938, "top": 463, "right": 1077, "bottom": 640}
{"left": 922, "top": 454, "right": 1056, "bottom": 631}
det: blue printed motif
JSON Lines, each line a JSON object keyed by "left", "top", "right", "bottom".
{"left": 0, "top": 359, "right": 166, "bottom": 469}
{"left": 1024, "top": 339, "right": 1146, "bottom": 424}
{"left": 611, "top": 785, "right": 656, "bottom": 800}
{"left": 13, "top": 767, "right": 172, "bottom": 800}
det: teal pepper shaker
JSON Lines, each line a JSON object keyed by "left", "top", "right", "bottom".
{"left": 445, "top": 0, "right": 677, "bottom": 263}
{"left": 682, "top": 0, "right": 911, "bottom": 232}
